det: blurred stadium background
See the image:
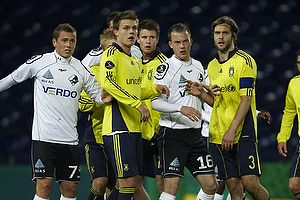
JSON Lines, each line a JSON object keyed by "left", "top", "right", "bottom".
{"left": 0, "top": 0, "right": 299, "bottom": 199}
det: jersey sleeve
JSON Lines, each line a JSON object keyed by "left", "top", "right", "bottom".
{"left": 277, "top": 80, "right": 297, "bottom": 143}
{"left": 81, "top": 65, "right": 103, "bottom": 106}
{"left": 238, "top": 53, "right": 257, "bottom": 97}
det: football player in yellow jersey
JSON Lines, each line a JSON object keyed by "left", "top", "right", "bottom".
{"left": 186, "top": 16, "right": 269, "bottom": 200}
{"left": 79, "top": 29, "right": 116, "bottom": 200}
{"left": 136, "top": 19, "right": 168, "bottom": 198}
{"left": 277, "top": 49, "right": 300, "bottom": 199}
{"left": 98, "top": 10, "right": 169, "bottom": 200}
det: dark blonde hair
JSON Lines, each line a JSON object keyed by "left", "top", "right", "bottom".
{"left": 53, "top": 23, "right": 76, "bottom": 40}
{"left": 138, "top": 19, "right": 160, "bottom": 37}
{"left": 211, "top": 16, "right": 239, "bottom": 44}
{"left": 112, "top": 10, "right": 139, "bottom": 31}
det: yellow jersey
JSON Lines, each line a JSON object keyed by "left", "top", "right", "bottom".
{"left": 139, "top": 48, "right": 167, "bottom": 140}
{"left": 208, "top": 48, "right": 257, "bottom": 144}
{"left": 277, "top": 75, "right": 300, "bottom": 143}
{"left": 99, "top": 43, "right": 159, "bottom": 135}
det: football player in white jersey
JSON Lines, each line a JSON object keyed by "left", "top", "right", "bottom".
{"left": 0, "top": 23, "right": 111, "bottom": 200}
{"left": 82, "top": 11, "right": 142, "bottom": 68}
{"left": 152, "top": 23, "right": 218, "bottom": 200}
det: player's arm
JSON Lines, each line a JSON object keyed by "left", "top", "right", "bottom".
{"left": 222, "top": 95, "right": 252, "bottom": 150}
{"left": 151, "top": 97, "right": 201, "bottom": 122}
{"left": 141, "top": 84, "right": 170, "bottom": 100}
{"left": 277, "top": 82, "right": 297, "bottom": 157}
{"left": 185, "top": 80, "right": 219, "bottom": 106}
{"left": 0, "top": 75, "right": 18, "bottom": 92}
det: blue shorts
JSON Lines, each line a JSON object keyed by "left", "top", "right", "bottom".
{"left": 85, "top": 143, "right": 116, "bottom": 187}
{"left": 103, "top": 132, "right": 142, "bottom": 178}
{"left": 140, "top": 138, "right": 161, "bottom": 178}
{"left": 158, "top": 127, "right": 215, "bottom": 178}
{"left": 289, "top": 144, "right": 300, "bottom": 178}
{"left": 31, "top": 141, "right": 80, "bottom": 183}
{"left": 210, "top": 142, "right": 262, "bottom": 180}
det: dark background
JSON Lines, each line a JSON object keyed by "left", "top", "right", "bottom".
{"left": 0, "top": 0, "right": 299, "bottom": 165}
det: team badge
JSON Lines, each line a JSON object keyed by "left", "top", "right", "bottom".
{"left": 124, "top": 164, "right": 129, "bottom": 171}
{"left": 229, "top": 66, "right": 234, "bottom": 77}
{"left": 154, "top": 63, "right": 169, "bottom": 80}
{"left": 69, "top": 74, "right": 79, "bottom": 86}
{"left": 147, "top": 69, "right": 153, "bottom": 80}
{"left": 105, "top": 61, "right": 115, "bottom": 69}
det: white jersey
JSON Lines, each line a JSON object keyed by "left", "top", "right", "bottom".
{"left": 82, "top": 44, "right": 142, "bottom": 67}
{"left": 201, "top": 70, "right": 213, "bottom": 137}
{"left": 0, "top": 51, "right": 103, "bottom": 145}
{"left": 152, "top": 55, "right": 205, "bottom": 129}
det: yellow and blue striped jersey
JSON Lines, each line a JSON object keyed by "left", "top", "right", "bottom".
{"left": 99, "top": 43, "right": 159, "bottom": 135}
{"left": 277, "top": 75, "right": 300, "bottom": 143}
{"left": 78, "top": 63, "right": 104, "bottom": 144}
{"left": 139, "top": 48, "right": 168, "bottom": 140}
{"left": 208, "top": 48, "right": 257, "bottom": 144}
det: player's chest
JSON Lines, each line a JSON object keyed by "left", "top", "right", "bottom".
{"left": 37, "top": 65, "right": 83, "bottom": 90}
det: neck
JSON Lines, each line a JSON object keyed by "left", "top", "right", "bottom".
{"left": 218, "top": 45, "right": 235, "bottom": 62}
{"left": 116, "top": 42, "right": 132, "bottom": 55}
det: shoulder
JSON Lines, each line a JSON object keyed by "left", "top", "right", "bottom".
{"left": 235, "top": 50, "right": 256, "bottom": 67}
{"left": 131, "top": 44, "right": 142, "bottom": 59}
{"left": 154, "top": 59, "right": 171, "bottom": 80}
{"left": 25, "top": 52, "right": 54, "bottom": 65}
{"left": 87, "top": 46, "right": 103, "bottom": 56}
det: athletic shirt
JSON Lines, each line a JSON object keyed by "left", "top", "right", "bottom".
{"left": 277, "top": 75, "right": 300, "bottom": 143}
{"left": 99, "top": 43, "right": 158, "bottom": 135}
{"left": 139, "top": 48, "right": 168, "bottom": 140}
{"left": 207, "top": 48, "right": 257, "bottom": 144}
{"left": 201, "top": 70, "right": 213, "bottom": 138}
{"left": 82, "top": 44, "right": 142, "bottom": 67}
{"left": 1, "top": 51, "right": 103, "bottom": 145}
{"left": 79, "top": 64, "right": 104, "bottom": 144}
{"left": 152, "top": 55, "right": 205, "bottom": 129}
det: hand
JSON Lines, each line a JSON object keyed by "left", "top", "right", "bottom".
{"left": 156, "top": 84, "right": 170, "bottom": 99}
{"left": 185, "top": 80, "right": 203, "bottom": 96}
{"left": 137, "top": 103, "right": 149, "bottom": 122}
{"left": 101, "top": 90, "right": 113, "bottom": 103}
{"left": 258, "top": 111, "right": 272, "bottom": 124}
{"left": 202, "top": 84, "right": 220, "bottom": 100}
{"left": 180, "top": 106, "right": 202, "bottom": 122}
{"left": 277, "top": 142, "right": 287, "bottom": 157}
{"left": 222, "top": 129, "right": 235, "bottom": 151}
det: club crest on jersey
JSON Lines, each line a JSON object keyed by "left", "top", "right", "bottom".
{"left": 154, "top": 63, "right": 169, "bottom": 80}
{"left": 69, "top": 74, "right": 79, "bottom": 86}
{"left": 105, "top": 61, "right": 115, "bottom": 69}
{"left": 229, "top": 66, "right": 234, "bottom": 77}
{"left": 147, "top": 69, "right": 154, "bottom": 80}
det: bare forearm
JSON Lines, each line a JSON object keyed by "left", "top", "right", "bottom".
{"left": 228, "top": 96, "right": 252, "bottom": 132}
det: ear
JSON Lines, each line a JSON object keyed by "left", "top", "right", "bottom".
{"left": 52, "top": 38, "right": 57, "bottom": 47}
{"left": 113, "top": 29, "right": 119, "bottom": 37}
{"left": 168, "top": 40, "right": 173, "bottom": 49}
{"left": 136, "top": 36, "right": 140, "bottom": 44}
{"left": 156, "top": 36, "right": 159, "bottom": 44}
{"left": 190, "top": 38, "right": 193, "bottom": 45}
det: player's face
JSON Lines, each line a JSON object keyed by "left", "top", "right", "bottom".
{"left": 168, "top": 31, "right": 192, "bottom": 61}
{"left": 114, "top": 19, "right": 138, "bottom": 51}
{"left": 137, "top": 29, "right": 158, "bottom": 59}
{"left": 213, "top": 24, "right": 235, "bottom": 54}
{"left": 52, "top": 31, "right": 77, "bottom": 58}
{"left": 297, "top": 55, "right": 300, "bottom": 72}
